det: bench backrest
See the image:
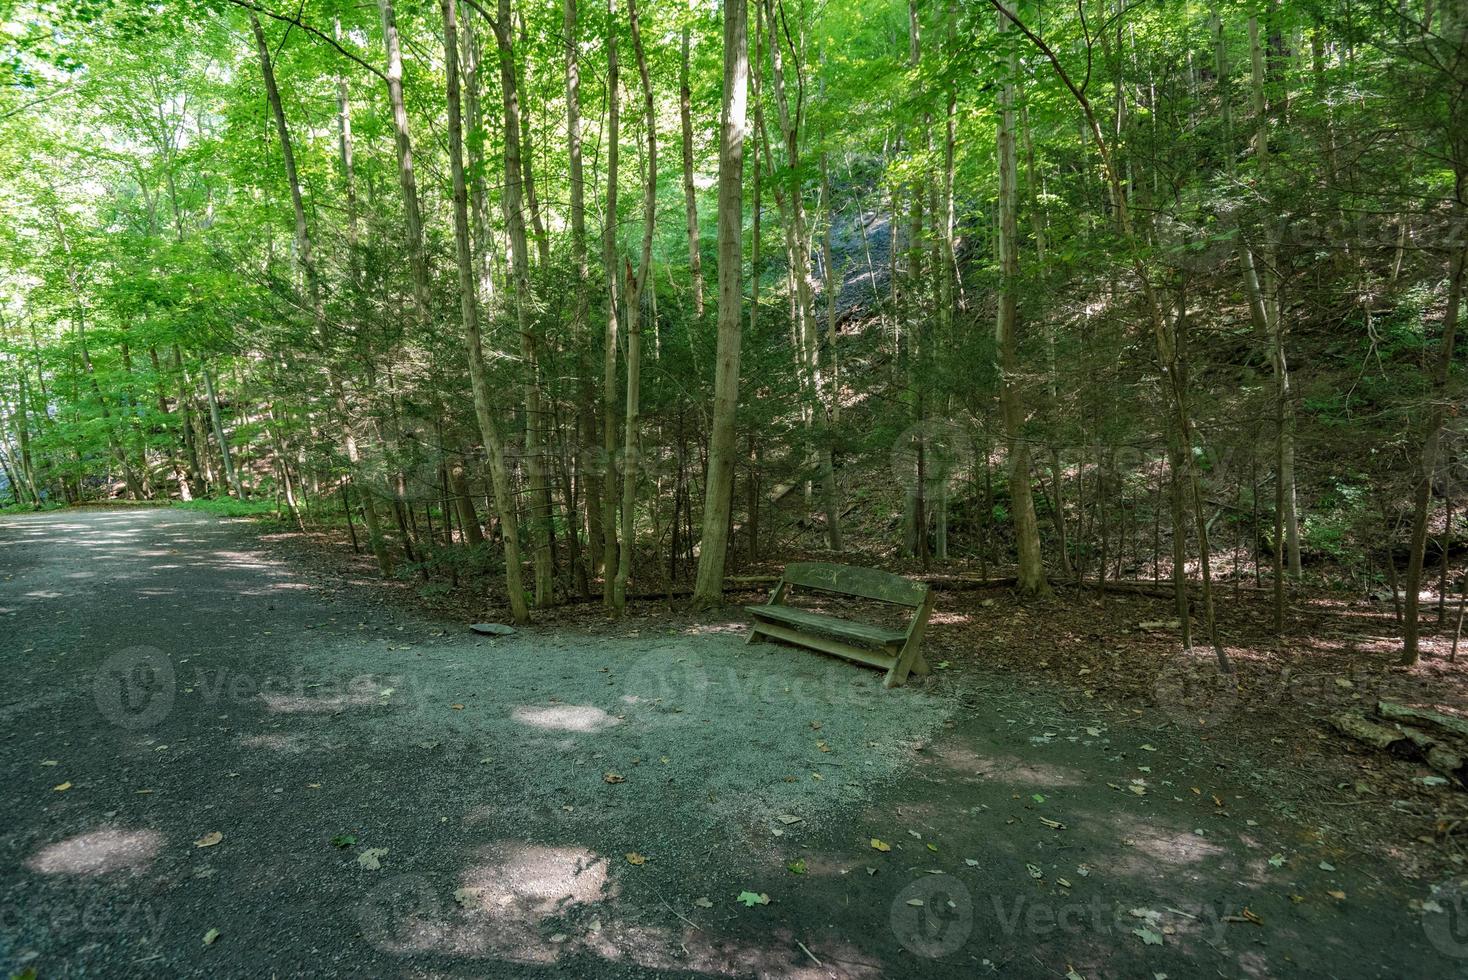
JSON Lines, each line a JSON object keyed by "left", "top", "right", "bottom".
{"left": 781, "top": 561, "right": 928, "bottom": 607}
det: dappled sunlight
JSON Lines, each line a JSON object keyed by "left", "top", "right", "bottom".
{"left": 459, "top": 842, "right": 613, "bottom": 915}
{"left": 943, "top": 746, "right": 1089, "bottom": 787}
{"left": 25, "top": 828, "right": 164, "bottom": 875}
{"left": 260, "top": 690, "right": 381, "bottom": 713}
{"left": 677, "top": 623, "right": 749, "bottom": 638}
{"left": 360, "top": 839, "right": 880, "bottom": 976}
{"left": 512, "top": 703, "right": 622, "bottom": 733}
{"left": 369, "top": 844, "right": 614, "bottom": 962}
{"left": 1102, "top": 818, "right": 1229, "bottom": 876}
{"left": 237, "top": 731, "right": 313, "bottom": 753}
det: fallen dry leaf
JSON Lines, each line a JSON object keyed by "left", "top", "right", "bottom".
{"left": 194, "top": 832, "right": 223, "bottom": 848}
{"left": 52, "top": 782, "right": 71, "bottom": 792}
{"left": 625, "top": 852, "right": 647, "bottom": 865}
{"left": 357, "top": 847, "right": 389, "bottom": 870}
{"left": 603, "top": 772, "right": 626, "bottom": 784}
{"left": 870, "top": 838, "right": 891, "bottom": 852}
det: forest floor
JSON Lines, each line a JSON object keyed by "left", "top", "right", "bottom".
{"left": 4, "top": 507, "right": 1468, "bottom": 978}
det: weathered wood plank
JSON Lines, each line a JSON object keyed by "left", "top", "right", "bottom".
{"left": 781, "top": 561, "right": 928, "bottom": 606}
{"left": 745, "top": 604, "right": 907, "bottom": 646}
{"left": 884, "top": 590, "right": 935, "bottom": 688}
{"left": 746, "top": 620, "right": 899, "bottom": 671}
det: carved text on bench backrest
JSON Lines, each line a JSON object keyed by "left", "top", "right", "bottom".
{"left": 781, "top": 561, "right": 928, "bottom": 607}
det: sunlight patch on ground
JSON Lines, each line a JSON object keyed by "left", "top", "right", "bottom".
{"left": 459, "top": 842, "right": 613, "bottom": 915}
{"left": 261, "top": 690, "right": 381, "bottom": 714}
{"left": 958, "top": 751, "right": 1089, "bottom": 787}
{"left": 1107, "top": 821, "right": 1228, "bottom": 874}
{"left": 25, "top": 828, "right": 164, "bottom": 875}
{"left": 511, "top": 704, "right": 622, "bottom": 733}
{"left": 237, "top": 732, "right": 313, "bottom": 753}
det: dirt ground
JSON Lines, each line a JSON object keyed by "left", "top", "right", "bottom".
{"left": 4, "top": 507, "right": 1468, "bottom": 978}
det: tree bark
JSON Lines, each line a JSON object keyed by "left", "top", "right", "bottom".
{"left": 995, "top": 6, "right": 1048, "bottom": 595}
{"left": 680, "top": 8, "right": 705, "bottom": 319}
{"left": 488, "top": 0, "right": 556, "bottom": 608}
{"left": 601, "top": 0, "right": 622, "bottom": 607}
{"left": 691, "top": 0, "right": 748, "bottom": 609}
{"left": 250, "top": 10, "right": 392, "bottom": 572}
{"left": 442, "top": 0, "right": 530, "bottom": 625}
{"left": 564, "top": 0, "right": 603, "bottom": 577}
{"left": 612, "top": 0, "right": 657, "bottom": 613}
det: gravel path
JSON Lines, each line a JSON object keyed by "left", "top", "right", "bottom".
{"left": 0, "top": 507, "right": 954, "bottom": 978}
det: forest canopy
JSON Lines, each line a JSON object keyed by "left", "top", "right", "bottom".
{"left": 0, "top": 0, "right": 1464, "bottom": 660}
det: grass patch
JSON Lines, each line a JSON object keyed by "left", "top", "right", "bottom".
{"left": 174, "top": 497, "right": 281, "bottom": 518}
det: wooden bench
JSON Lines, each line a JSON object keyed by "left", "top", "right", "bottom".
{"left": 745, "top": 562, "right": 934, "bottom": 688}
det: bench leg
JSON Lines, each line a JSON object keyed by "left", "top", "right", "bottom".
{"left": 884, "top": 638, "right": 923, "bottom": 688}
{"left": 884, "top": 593, "right": 934, "bottom": 688}
{"left": 746, "top": 627, "right": 766, "bottom": 645}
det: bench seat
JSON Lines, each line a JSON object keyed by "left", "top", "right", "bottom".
{"left": 744, "top": 604, "right": 907, "bottom": 648}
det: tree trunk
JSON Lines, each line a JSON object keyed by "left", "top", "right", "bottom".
{"left": 564, "top": 0, "right": 603, "bottom": 577}
{"left": 692, "top": 0, "right": 748, "bottom": 609}
{"left": 442, "top": 0, "right": 530, "bottom": 625}
{"left": 612, "top": 0, "right": 657, "bottom": 614}
{"left": 488, "top": 0, "right": 555, "bottom": 608}
{"left": 201, "top": 366, "right": 243, "bottom": 499}
{"left": 763, "top": 0, "right": 841, "bottom": 551}
{"left": 600, "top": 0, "right": 623, "bottom": 607}
{"left": 995, "top": 6, "right": 1048, "bottom": 595}
{"left": 680, "top": 9, "right": 704, "bottom": 319}
{"left": 251, "top": 11, "right": 394, "bottom": 573}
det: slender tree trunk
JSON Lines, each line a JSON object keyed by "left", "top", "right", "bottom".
{"left": 442, "top": 0, "right": 530, "bottom": 625}
{"left": 764, "top": 0, "right": 841, "bottom": 551}
{"left": 488, "top": 0, "right": 556, "bottom": 608}
{"left": 201, "top": 366, "right": 242, "bottom": 498}
{"left": 692, "top": 0, "right": 748, "bottom": 608}
{"left": 612, "top": 0, "right": 657, "bottom": 614}
{"left": 601, "top": 0, "right": 622, "bottom": 607}
{"left": 377, "top": 0, "right": 432, "bottom": 321}
{"left": 563, "top": 0, "right": 603, "bottom": 577}
{"left": 680, "top": 8, "right": 704, "bottom": 320}
{"left": 996, "top": 7, "right": 1048, "bottom": 594}
{"left": 251, "top": 11, "right": 393, "bottom": 573}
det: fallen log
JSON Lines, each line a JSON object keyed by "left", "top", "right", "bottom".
{"left": 1330, "top": 709, "right": 1468, "bottom": 787}
{"left": 1377, "top": 701, "right": 1468, "bottom": 742}
{"left": 1330, "top": 712, "right": 1407, "bottom": 751}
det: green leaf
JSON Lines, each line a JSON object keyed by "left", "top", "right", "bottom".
{"left": 737, "top": 891, "right": 770, "bottom": 907}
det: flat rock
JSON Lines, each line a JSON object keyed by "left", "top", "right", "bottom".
{"left": 470, "top": 623, "right": 517, "bottom": 636}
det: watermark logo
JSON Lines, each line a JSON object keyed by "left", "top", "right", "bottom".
{"left": 0, "top": 891, "right": 169, "bottom": 946}
{"left": 94, "top": 646, "right": 175, "bottom": 730}
{"left": 1423, "top": 880, "right": 1468, "bottom": 959}
{"left": 1152, "top": 654, "right": 1240, "bottom": 730}
{"left": 622, "top": 649, "right": 714, "bottom": 717}
{"left": 357, "top": 872, "right": 442, "bottom": 953}
{"left": 889, "top": 419, "right": 976, "bottom": 497}
{"left": 889, "top": 877, "right": 974, "bottom": 958}
{"left": 93, "top": 646, "right": 438, "bottom": 729}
